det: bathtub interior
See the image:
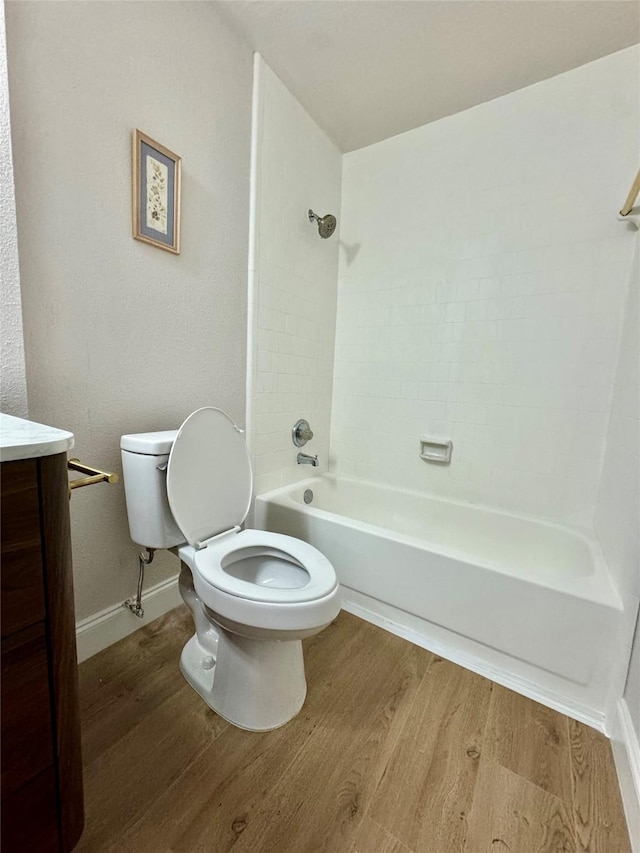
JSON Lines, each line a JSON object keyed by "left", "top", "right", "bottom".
{"left": 254, "top": 473, "right": 626, "bottom": 729}
{"left": 281, "top": 475, "right": 618, "bottom": 600}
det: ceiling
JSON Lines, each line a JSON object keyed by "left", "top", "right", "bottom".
{"left": 215, "top": 0, "right": 640, "bottom": 152}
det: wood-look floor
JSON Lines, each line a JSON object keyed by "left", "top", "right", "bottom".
{"left": 76, "top": 607, "right": 631, "bottom": 853}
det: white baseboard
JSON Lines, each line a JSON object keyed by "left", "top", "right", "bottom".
{"left": 75, "top": 574, "right": 182, "bottom": 663}
{"left": 611, "top": 699, "right": 640, "bottom": 853}
{"left": 341, "top": 595, "right": 606, "bottom": 733}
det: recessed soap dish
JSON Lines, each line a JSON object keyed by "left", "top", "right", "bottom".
{"left": 420, "top": 437, "right": 453, "bottom": 464}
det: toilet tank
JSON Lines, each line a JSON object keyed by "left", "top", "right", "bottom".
{"left": 120, "top": 430, "right": 184, "bottom": 549}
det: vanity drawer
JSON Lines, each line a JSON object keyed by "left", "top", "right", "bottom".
{"left": 0, "top": 621, "right": 55, "bottom": 800}
{"left": 1, "top": 767, "right": 59, "bottom": 853}
{"left": 0, "top": 459, "right": 47, "bottom": 636}
{"left": 1, "top": 442, "right": 84, "bottom": 851}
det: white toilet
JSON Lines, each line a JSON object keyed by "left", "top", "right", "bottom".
{"left": 120, "top": 407, "right": 340, "bottom": 731}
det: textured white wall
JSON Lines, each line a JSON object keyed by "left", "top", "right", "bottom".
{"left": 0, "top": 1, "right": 27, "bottom": 418}
{"left": 6, "top": 1, "right": 252, "bottom": 621}
{"left": 247, "top": 56, "right": 341, "bottom": 498}
{"left": 595, "top": 239, "right": 640, "bottom": 741}
{"left": 333, "top": 46, "right": 639, "bottom": 527}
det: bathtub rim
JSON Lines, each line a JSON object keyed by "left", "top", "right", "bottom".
{"left": 254, "top": 472, "right": 622, "bottom": 611}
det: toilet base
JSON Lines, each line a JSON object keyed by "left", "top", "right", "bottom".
{"left": 179, "top": 635, "right": 217, "bottom": 701}
{"left": 180, "top": 630, "right": 307, "bottom": 731}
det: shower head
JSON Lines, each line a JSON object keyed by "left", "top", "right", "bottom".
{"left": 308, "top": 209, "right": 337, "bottom": 239}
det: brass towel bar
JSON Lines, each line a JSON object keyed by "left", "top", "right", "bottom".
{"left": 68, "top": 458, "right": 119, "bottom": 491}
{"left": 620, "top": 167, "right": 640, "bottom": 217}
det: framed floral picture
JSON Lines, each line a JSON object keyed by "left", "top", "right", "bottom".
{"left": 132, "top": 130, "right": 181, "bottom": 254}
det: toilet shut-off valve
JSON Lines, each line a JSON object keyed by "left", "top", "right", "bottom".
{"left": 124, "top": 548, "right": 155, "bottom": 618}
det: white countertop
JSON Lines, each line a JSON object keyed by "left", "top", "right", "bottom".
{"left": 0, "top": 413, "right": 74, "bottom": 462}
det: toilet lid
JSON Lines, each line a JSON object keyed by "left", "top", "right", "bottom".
{"left": 167, "top": 407, "right": 252, "bottom": 547}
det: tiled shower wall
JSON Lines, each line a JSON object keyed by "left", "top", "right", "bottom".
{"left": 332, "top": 46, "right": 639, "bottom": 526}
{"left": 247, "top": 56, "right": 341, "bottom": 498}
{"left": 595, "top": 239, "right": 640, "bottom": 740}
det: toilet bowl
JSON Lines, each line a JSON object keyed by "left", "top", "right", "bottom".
{"left": 121, "top": 407, "right": 341, "bottom": 731}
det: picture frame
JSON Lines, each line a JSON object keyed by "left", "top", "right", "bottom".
{"left": 132, "top": 129, "right": 181, "bottom": 254}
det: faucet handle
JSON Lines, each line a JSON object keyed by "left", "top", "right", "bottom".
{"left": 292, "top": 419, "right": 314, "bottom": 447}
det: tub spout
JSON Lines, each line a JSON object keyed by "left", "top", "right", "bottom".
{"left": 297, "top": 452, "right": 319, "bottom": 467}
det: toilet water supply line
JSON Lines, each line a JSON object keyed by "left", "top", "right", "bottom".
{"left": 124, "top": 548, "right": 155, "bottom": 618}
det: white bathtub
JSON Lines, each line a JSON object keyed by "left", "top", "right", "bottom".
{"left": 255, "top": 474, "right": 623, "bottom": 729}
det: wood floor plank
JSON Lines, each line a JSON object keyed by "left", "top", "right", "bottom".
{"left": 485, "top": 683, "right": 573, "bottom": 804}
{"left": 121, "top": 721, "right": 300, "bottom": 853}
{"left": 569, "top": 718, "right": 632, "bottom": 853}
{"left": 75, "top": 683, "right": 228, "bottom": 851}
{"left": 78, "top": 607, "right": 194, "bottom": 766}
{"left": 119, "top": 705, "right": 341, "bottom": 852}
{"left": 465, "top": 760, "right": 576, "bottom": 853}
{"left": 80, "top": 647, "right": 186, "bottom": 767}
{"left": 79, "top": 606, "right": 193, "bottom": 712}
{"left": 111, "top": 611, "right": 389, "bottom": 852}
{"left": 368, "top": 656, "right": 493, "bottom": 853}
{"left": 74, "top": 607, "right": 632, "bottom": 853}
{"left": 350, "top": 816, "right": 413, "bottom": 853}
{"left": 173, "top": 628, "right": 432, "bottom": 852}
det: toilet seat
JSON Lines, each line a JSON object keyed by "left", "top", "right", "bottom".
{"left": 167, "top": 408, "right": 337, "bottom": 611}
{"left": 193, "top": 529, "right": 337, "bottom": 604}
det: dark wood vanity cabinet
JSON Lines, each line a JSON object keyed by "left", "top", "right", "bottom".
{"left": 1, "top": 453, "right": 84, "bottom": 852}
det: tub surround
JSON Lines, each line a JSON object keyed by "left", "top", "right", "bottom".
{"left": 0, "top": 411, "right": 74, "bottom": 461}
{"left": 595, "top": 239, "right": 640, "bottom": 847}
{"left": 256, "top": 474, "right": 624, "bottom": 732}
{"left": 332, "top": 46, "right": 639, "bottom": 528}
{"left": 246, "top": 46, "right": 639, "bottom": 807}
{"left": 246, "top": 55, "right": 341, "bottom": 500}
